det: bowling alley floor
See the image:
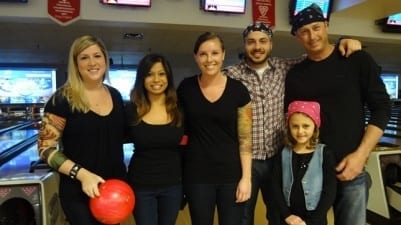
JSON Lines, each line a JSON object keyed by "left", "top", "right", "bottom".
{"left": 119, "top": 191, "right": 337, "bottom": 225}
{"left": 61, "top": 191, "right": 374, "bottom": 225}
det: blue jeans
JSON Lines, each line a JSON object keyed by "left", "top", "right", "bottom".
{"left": 185, "top": 183, "right": 244, "bottom": 225}
{"left": 133, "top": 185, "right": 183, "bottom": 225}
{"left": 333, "top": 171, "right": 368, "bottom": 225}
{"left": 242, "top": 158, "right": 280, "bottom": 225}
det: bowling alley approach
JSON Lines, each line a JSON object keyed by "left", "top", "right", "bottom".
{"left": 0, "top": 98, "right": 135, "bottom": 225}
{"left": 0, "top": 105, "right": 64, "bottom": 225}
{"left": 1, "top": 1, "right": 401, "bottom": 225}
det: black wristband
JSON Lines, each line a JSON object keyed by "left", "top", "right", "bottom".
{"left": 69, "top": 164, "right": 82, "bottom": 179}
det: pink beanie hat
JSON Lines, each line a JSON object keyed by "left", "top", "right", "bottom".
{"left": 287, "top": 101, "right": 321, "bottom": 128}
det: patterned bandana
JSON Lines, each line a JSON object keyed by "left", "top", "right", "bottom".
{"left": 291, "top": 3, "right": 326, "bottom": 36}
{"left": 243, "top": 22, "right": 273, "bottom": 39}
{"left": 287, "top": 101, "right": 321, "bottom": 128}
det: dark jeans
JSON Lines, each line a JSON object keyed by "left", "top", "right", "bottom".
{"left": 133, "top": 185, "right": 183, "bottom": 225}
{"left": 185, "top": 183, "right": 245, "bottom": 225}
{"left": 242, "top": 158, "right": 280, "bottom": 225}
{"left": 61, "top": 197, "right": 103, "bottom": 225}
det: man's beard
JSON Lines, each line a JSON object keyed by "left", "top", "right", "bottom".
{"left": 245, "top": 52, "right": 269, "bottom": 66}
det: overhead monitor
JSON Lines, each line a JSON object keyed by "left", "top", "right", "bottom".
{"left": 100, "top": 0, "right": 151, "bottom": 7}
{"left": 387, "top": 12, "right": 401, "bottom": 25}
{"left": 0, "top": 67, "right": 57, "bottom": 105}
{"left": 375, "top": 12, "right": 401, "bottom": 33}
{"left": 289, "top": 0, "right": 333, "bottom": 24}
{"left": 105, "top": 68, "right": 137, "bottom": 102}
{"left": 201, "top": 0, "right": 246, "bottom": 14}
{"left": 0, "top": 0, "right": 28, "bottom": 2}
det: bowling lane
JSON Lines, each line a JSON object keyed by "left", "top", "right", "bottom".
{"left": 0, "top": 119, "right": 26, "bottom": 130}
{"left": 0, "top": 143, "right": 40, "bottom": 178}
{"left": 0, "top": 128, "right": 38, "bottom": 155}
{"left": 0, "top": 141, "right": 134, "bottom": 178}
{"left": 0, "top": 119, "right": 41, "bottom": 176}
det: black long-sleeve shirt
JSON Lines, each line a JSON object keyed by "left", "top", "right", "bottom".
{"left": 285, "top": 49, "right": 391, "bottom": 162}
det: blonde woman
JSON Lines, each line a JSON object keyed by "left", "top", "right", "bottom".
{"left": 38, "top": 35, "right": 127, "bottom": 225}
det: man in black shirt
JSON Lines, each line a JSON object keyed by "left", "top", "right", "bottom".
{"left": 285, "top": 4, "right": 391, "bottom": 225}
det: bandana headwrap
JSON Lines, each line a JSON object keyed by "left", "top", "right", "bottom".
{"left": 243, "top": 22, "right": 273, "bottom": 39}
{"left": 287, "top": 101, "right": 321, "bottom": 128}
{"left": 291, "top": 3, "right": 326, "bottom": 36}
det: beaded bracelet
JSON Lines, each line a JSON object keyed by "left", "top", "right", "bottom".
{"left": 69, "top": 164, "right": 82, "bottom": 179}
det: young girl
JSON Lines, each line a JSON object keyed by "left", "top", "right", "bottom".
{"left": 272, "top": 101, "right": 337, "bottom": 225}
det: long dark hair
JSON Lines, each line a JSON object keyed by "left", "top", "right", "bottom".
{"left": 130, "top": 53, "right": 182, "bottom": 126}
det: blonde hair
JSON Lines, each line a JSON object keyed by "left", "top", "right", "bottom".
{"left": 53, "top": 35, "right": 110, "bottom": 113}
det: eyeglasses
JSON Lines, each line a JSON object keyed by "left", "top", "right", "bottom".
{"left": 243, "top": 22, "right": 273, "bottom": 38}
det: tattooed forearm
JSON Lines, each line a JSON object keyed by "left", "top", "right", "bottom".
{"left": 238, "top": 102, "right": 252, "bottom": 154}
{"left": 39, "top": 146, "right": 57, "bottom": 161}
{"left": 43, "top": 113, "right": 66, "bottom": 131}
{"left": 38, "top": 113, "right": 66, "bottom": 163}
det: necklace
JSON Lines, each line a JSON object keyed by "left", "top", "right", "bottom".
{"left": 296, "top": 152, "right": 313, "bottom": 169}
{"left": 299, "top": 160, "right": 308, "bottom": 169}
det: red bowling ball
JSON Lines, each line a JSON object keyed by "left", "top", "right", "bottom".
{"left": 89, "top": 179, "right": 135, "bottom": 225}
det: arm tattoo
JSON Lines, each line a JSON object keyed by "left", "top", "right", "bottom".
{"left": 38, "top": 113, "right": 66, "bottom": 164}
{"left": 238, "top": 102, "right": 252, "bottom": 154}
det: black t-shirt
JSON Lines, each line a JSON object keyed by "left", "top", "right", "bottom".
{"left": 45, "top": 85, "right": 127, "bottom": 199}
{"left": 125, "top": 102, "right": 184, "bottom": 190}
{"left": 177, "top": 75, "right": 251, "bottom": 184}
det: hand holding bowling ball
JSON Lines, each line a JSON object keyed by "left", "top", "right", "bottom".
{"left": 89, "top": 179, "right": 135, "bottom": 225}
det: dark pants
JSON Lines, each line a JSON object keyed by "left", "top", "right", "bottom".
{"left": 185, "top": 183, "right": 245, "bottom": 225}
{"left": 61, "top": 198, "right": 103, "bottom": 225}
{"left": 133, "top": 185, "right": 183, "bottom": 225}
{"left": 242, "top": 158, "right": 280, "bottom": 225}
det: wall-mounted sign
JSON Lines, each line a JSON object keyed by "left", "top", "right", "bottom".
{"left": 48, "top": 0, "right": 80, "bottom": 26}
{"left": 252, "top": 0, "right": 275, "bottom": 27}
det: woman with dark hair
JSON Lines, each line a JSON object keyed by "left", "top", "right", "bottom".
{"left": 125, "top": 53, "right": 185, "bottom": 225}
{"left": 177, "top": 32, "right": 252, "bottom": 225}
